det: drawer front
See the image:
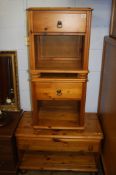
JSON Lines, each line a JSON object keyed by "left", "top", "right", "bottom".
{"left": 0, "top": 140, "right": 13, "bottom": 155}
{"left": 33, "top": 82, "right": 83, "bottom": 100}
{"left": 33, "top": 12, "right": 86, "bottom": 33}
{"left": 0, "top": 172, "right": 16, "bottom": 175}
{"left": 17, "top": 138, "right": 100, "bottom": 153}
{"left": 0, "top": 159, "right": 16, "bottom": 171}
{"left": 0, "top": 141, "right": 16, "bottom": 171}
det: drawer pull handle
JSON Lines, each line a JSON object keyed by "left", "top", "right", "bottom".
{"left": 57, "top": 21, "right": 62, "bottom": 28}
{"left": 44, "top": 27, "right": 48, "bottom": 31}
{"left": 56, "top": 89, "right": 62, "bottom": 96}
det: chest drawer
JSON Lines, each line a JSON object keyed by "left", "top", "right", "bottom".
{"left": 33, "top": 81, "right": 83, "bottom": 100}
{"left": 0, "top": 148, "right": 16, "bottom": 171}
{"left": 0, "top": 140, "right": 13, "bottom": 155}
{"left": 0, "top": 159, "right": 16, "bottom": 171}
{"left": 32, "top": 11, "right": 86, "bottom": 33}
{"left": 17, "top": 137, "right": 100, "bottom": 153}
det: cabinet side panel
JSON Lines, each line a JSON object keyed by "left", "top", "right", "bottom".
{"left": 98, "top": 36, "right": 116, "bottom": 175}
{"left": 110, "top": 0, "right": 116, "bottom": 37}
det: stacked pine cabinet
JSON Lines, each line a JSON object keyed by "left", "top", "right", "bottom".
{"left": 15, "top": 7, "right": 103, "bottom": 173}
{"left": 27, "top": 7, "right": 92, "bottom": 129}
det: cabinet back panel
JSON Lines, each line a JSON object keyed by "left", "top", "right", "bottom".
{"left": 34, "top": 35, "right": 84, "bottom": 70}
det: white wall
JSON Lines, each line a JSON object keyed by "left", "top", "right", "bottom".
{"left": 75, "top": 0, "right": 112, "bottom": 112}
{"left": 0, "top": 0, "right": 112, "bottom": 112}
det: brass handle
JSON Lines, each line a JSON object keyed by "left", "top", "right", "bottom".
{"left": 56, "top": 89, "right": 62, "bottom": 96}
{"left": 57, "top": 21, "right": 62, "bottom": 28}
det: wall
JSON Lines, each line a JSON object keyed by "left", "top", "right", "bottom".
{"left": 0, "top": 0, "right": 112, "bottom": 112}
{"left": 75, "top": 0, "right": 112, "bottom": 111}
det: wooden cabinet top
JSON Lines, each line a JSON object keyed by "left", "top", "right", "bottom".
{"left": 16, "top": 112, "right": 103, "bottom": 140}
{"left": 27, "top": 7, "right": 93, "bottom": 11}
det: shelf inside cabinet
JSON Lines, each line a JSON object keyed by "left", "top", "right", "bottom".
{"left": 33, "top": 101, "right": 84, "bottom": 130}
{"left": 36, "top": 60, "right": 83, "bottom": 73}
{"left": 34, "top": 35, "right": 85, "bottom": 71}
{"left": 39, "top": 72, "right": 79, "bottom": 79}
{"left": 19, "top": 151, "right": 97, "bottom": 172}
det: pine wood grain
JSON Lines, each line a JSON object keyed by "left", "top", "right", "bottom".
{"left": 16, "top": 112, "right": 103, "bottom": 152}
{"left": 19, "top": 151, "right": 97, "bottom": 172}
{"left": 27, "top": 7, "right": 92, "bottom": 128}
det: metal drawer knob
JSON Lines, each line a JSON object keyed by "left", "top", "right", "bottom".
{"left": 57, "top": 21, "right": 62, "bottom": 28}
{"left": 56, "top": 89, "right": 62, "bottom": 96}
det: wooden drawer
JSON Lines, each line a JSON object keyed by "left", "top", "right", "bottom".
{"left": 0, "top": 159, "right": 16, "bottom": 171}
{"left": 32, "top": 11, "right": 86, "bottom": 33}
{"left": 33, "top": 81, "right": 83, "bottom": 100}
{"left": 0, "top": 141, "right": 16, "bottom": 171}
{"left": 0, "top": 140, "right": 13, "bottom": 155}
{"left": 0, "top": 172, "right": 17, "bottom": 175}
{"left": 17, "top": 137, "right": 100, "bottom": 153}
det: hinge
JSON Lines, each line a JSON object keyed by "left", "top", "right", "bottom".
{"left": 25, "top": 36, "right": 30, "bottom": 46}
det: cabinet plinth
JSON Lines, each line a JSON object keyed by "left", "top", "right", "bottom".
{"left": 15, "top": 112, "right": 103, "bottom": 173}
{"left": 27, "top": 7, "right": 92, "bottom": 129}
